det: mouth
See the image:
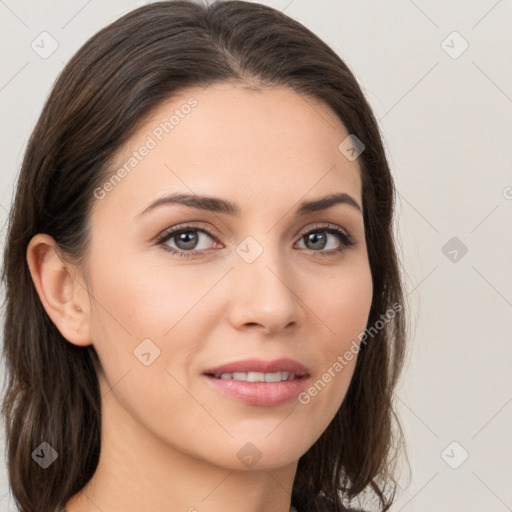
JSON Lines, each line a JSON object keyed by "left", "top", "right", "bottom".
{"left": 202, "top": 358, "right": 311, "bottom": 407}
{"left": 207, "top": 370, "right": 302, "bottom": 382}
{"left": 203, "top": 357, "right": 310, "bottom": 377}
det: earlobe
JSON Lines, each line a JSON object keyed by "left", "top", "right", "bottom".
{"left": 26, "top": 233, "right": 92, "bottom": 347}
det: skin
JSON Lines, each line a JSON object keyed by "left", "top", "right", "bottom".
{"left": 27, "top": 82, "right": 373, "bottom": 512}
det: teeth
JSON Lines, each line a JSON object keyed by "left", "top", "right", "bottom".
{"left": 215, "top": 371, "right": 296, "bottom": 382}
{"left": 265, "top": 372, "right": 283, "bottom": 382}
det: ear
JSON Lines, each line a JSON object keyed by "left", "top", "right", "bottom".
{"left": 26, "top": 233, "right": 92, "bottom": 347}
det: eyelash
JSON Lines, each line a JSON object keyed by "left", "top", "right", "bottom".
{"left": 155, "top": 222, "right": 355, "bottom": 259}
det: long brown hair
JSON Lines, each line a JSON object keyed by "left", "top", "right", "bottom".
{"left": 1, "top": 1, "right": 408, "bottom": 511}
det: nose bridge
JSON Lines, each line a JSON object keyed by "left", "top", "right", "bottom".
{"left": 229, "top": 233, "right": 302, "bottom": 332}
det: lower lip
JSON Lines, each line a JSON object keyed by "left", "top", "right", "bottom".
{"left": 203, "top": 375, "right": 310, "bottom": 407}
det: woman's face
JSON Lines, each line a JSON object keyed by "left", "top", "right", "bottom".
{"left": 83, "top": 82, "right": 373, "bottom": 471}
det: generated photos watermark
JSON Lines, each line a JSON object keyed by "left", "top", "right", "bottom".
{"left": 298, "top": 301, "right": 402, "bottom": 405}
{"left": 93, "top": 96, "right": 198, "bottom": 200}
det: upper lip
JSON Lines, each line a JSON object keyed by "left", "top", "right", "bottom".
{"left": 203, "top": 358, "right": 310, "bottom": 377}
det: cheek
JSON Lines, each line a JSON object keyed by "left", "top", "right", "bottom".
{"left": 85, "top": 256, "right": 222, "bottom": 448}
{"left": 298, "top": 262, "right": 372, "bottom": 418}
{"left": 320, "top": 261, "right": 373, "bottom": 349}
{"left": 86, "top": 249, "right": 228, "bottom": 397}
{"left": 88, "top": 251, "right": 209, "bottom": 344}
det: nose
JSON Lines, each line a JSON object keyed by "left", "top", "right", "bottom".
{"left": 226, "top": 241, "right": 306, "bottom": 335}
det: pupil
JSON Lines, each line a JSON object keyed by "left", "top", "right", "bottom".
{"left": 177, "top": 231, "right": 198, "bottom": 250}
{"left": 306, "top": 233, "right": 326, "bottom": 250}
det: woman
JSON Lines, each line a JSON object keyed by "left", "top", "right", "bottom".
{"left": 1, "top": 1, "right": 408, "bottom": 511}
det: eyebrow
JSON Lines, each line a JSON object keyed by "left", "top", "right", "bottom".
{"left": 136, "top": 192, "right": 362, "bottom": 219}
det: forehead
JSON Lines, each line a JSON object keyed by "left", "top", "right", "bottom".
{"left": 95, "top": 82, "right": 363, "bottom": 218}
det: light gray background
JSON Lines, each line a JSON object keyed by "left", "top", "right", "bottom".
{"left": 1, "top": 0, "right": 511, "bottom": 511}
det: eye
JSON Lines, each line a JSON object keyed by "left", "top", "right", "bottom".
{"left": 295, "top": 223, "right": 355, "bottom": 256}
{"left": 156, "top": 223, "right": 219, "bottom": 258}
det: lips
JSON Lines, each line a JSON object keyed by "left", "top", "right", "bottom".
{"left": 202, "top": 358, "right": 311, "bottom": 407}
{"left": 203, "top": 358, "right": 310, "bottom": 377}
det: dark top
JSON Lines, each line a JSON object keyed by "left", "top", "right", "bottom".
{"left": 294, "top": 508, "right": 368, "bottom": 511}
{"left": 292, "top": 502, "right": 368, "bottom": 512}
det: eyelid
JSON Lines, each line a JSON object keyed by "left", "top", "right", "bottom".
{"left": 296, "top": 222, "right": 351, "bottom": 240}
{"left": 155, "top": 221, "right": 222, "bottom": 244}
